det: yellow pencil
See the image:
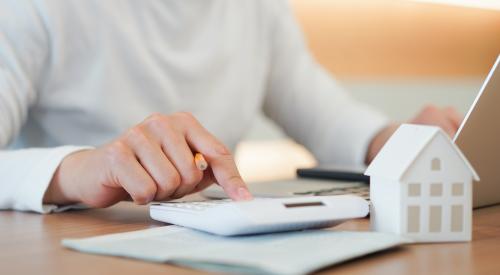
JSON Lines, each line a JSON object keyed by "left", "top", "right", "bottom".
{"left": 194, "top": 153, "right": 208, "bottom": 171}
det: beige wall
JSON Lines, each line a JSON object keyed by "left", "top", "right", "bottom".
{"left": 238, "top": 0, "right": 499, "bottom": 176}
{"left": 291, "top": 0, "right": 500, "bottom": 78}
{"left": 244, "top": 1, "right": 496, "bottom": 141}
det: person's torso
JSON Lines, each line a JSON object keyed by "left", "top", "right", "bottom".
{"left": 15, "top": 0, "right": 276, "bottom": 150}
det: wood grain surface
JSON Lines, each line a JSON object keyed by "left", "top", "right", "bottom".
{"left": 1, "top": 197, "right": 500, "bottom": 275}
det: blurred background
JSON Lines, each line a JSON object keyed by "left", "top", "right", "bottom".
{"left": 235, "top": 0, "right": 500, "bottom": 182}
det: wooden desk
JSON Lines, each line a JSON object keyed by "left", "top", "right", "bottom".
{"left": 1, "top": 201, "right": 500, "bottom": 274}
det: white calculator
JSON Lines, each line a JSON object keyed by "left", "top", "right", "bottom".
{"left": 150, "top": 195, "right": 369, "bottom": 236}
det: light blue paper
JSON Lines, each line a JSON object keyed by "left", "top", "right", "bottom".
{"left": 62, "top": 226, "right": 405, "bottom": 275}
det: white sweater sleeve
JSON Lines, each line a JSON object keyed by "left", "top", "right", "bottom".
{"left": 0, "top": 1, "right": 89, "bottom": 213}
{"left": 263, "top": 1, "right": 389, "bottom": 166}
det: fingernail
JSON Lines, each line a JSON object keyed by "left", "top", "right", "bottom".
{"left": 237, "top": 187, "right": 253, "bottom": 200}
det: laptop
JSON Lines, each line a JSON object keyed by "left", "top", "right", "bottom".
{"left": 455, "top": 55, "right": 500, "bottom": 208}
{"left": 203, "top": 55, "right": 500, "bottom": 208}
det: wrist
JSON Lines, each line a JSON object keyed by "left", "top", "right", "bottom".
{"left": 43, "top": 150, "right": 90, "bottom": 205}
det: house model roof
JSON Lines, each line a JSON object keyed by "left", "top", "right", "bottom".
{"left": 365, "top": 124, "right": 479, "bottom": 181}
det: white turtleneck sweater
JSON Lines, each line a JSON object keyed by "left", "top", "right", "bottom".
{"left": 0, "top": 0, "right": 388, "bottom": 213}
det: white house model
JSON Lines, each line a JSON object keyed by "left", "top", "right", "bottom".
{"left": 365, "top": 124, "right": 479, "bottom": 242}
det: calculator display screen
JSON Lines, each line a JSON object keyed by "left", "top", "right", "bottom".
{"left": 283, "top": 202, "right": 324, "bottom": 208}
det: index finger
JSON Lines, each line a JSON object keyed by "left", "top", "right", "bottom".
{"left": 182, "top": 119, "right": 253, "bottom": 201}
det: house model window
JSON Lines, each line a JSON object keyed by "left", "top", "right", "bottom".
{"left": 408, "top": 183, "right": 421, "bottom": 197}
{"left": 430, "top": 183, "right": 443, "bottom": 196}
{"left": 431, "top": 158, "right": 441, "bottom": 171}
{"left": 452, "top": 183, "right": 464, "bottom": 196}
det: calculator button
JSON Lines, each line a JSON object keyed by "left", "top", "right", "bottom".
{"left": 156, "top": 200, "right": 232, "bottom": 212}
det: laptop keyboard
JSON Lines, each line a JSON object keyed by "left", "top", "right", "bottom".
{"left": 292, "top": 186, "right": 370, "bottom": 201}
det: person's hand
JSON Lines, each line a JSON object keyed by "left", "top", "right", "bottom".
{"left": 366, "top": 105, "right": 463, "bottom": 164}
{"left": 408, "top": 104, "right": 462, "bottom": 137}
{"left": 43, "top": 112, "right": 253, "bottom": 208}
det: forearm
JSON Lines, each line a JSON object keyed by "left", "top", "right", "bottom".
{"left": 365, "top": 123, "right": 400, "bottom": 165}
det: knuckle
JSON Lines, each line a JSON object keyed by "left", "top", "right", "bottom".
{"left": 423, "top": 104, "right": 438, "bottom": 114}
{"left": 211, "top": 143, "right": 232, "bottom": 158}
{"left": 147, "top": 112, "right": 165, "bottom": 121}
{"left": 145, "top": 113, "right": 169, "bottom": 128}
{"left": 124, "top": 126, "right": 147, "bottom": 144}
{"left": 226, "top": 175, "right": 244, "bottom": 187}
{"left": 181, "top": 168, "right": 203, "bottom": 186}
{"left": 156, "top": 171, "right": 181, "bottom": 199}
{"left": 174, "top": 111, "right": 197, "bottom": 123}
{"left": 105, "top": 141, "right": 130, "bottom": 164}
{"left": 445, "top": 106, "right": 456, "bottom": 113}
{"left": 133, "top": 184, "right": 157, "bottom": 204}
{"left": 166, "top": 172, "right": 182, "bottom": 190}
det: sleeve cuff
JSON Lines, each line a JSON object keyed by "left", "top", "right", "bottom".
{"left": 16, "top": 146, "right": 93, "bottom": 214}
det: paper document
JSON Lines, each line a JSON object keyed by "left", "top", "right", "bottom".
{"left": 62, "top": 226, "right": 405, "bottom": 275}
